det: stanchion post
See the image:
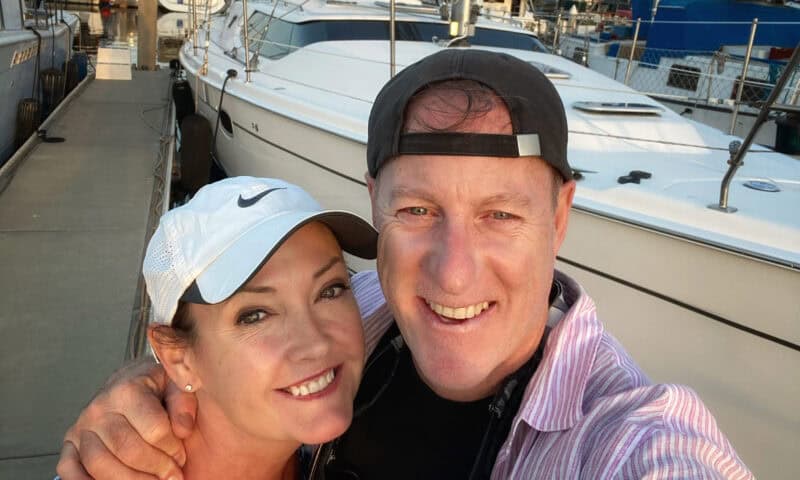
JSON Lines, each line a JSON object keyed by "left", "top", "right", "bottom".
{"left": 243, "top": 0, "right": 251, "bottom": 82}
{"left": 730, "top": 18, "right": 758, "bottom": 135}
{"left": 624, "top": 18, "right": 641, "bottom": 86}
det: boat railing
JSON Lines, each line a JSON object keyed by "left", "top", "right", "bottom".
{"left": 541, "top": 15, "right": 800, "bottom": 120}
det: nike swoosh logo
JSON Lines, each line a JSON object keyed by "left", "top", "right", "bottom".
{"left": 237, "top": 187, "right": 286, "bottom": 208}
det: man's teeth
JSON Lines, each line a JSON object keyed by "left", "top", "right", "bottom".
{"left": 427, "top": 300, "right": 490, "bottom": 320}
{"left": 287, "top": 369, "right": 335, "bottom": 397}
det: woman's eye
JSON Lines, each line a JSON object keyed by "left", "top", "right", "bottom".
{"left": 237, "top": 310, "right": 268, "bottom": 325}
{"left": 320, "top": 283, "right": 350, "bottom": 300}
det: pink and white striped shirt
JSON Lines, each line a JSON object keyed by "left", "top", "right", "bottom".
{"left": 351, "top": 270, "right": 753, "bottom": 479}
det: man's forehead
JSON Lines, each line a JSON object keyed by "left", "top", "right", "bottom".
{"left": 403, "top": 85, "right": 513, "bottom": 135}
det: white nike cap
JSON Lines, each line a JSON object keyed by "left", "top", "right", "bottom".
{"left": 143, "top": 176, "right": 378, "bottom": 325}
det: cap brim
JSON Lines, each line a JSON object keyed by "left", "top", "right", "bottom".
{"left": 184, "top": 210, "right": 377, "bottom": 305}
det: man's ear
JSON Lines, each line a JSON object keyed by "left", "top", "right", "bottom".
{"left": 553, "top": 179, "right": 576, "bottom": 256}
{"left": 147, "top": 325, "right": 201, "bottom": 392}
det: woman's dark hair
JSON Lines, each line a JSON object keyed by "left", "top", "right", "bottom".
{"left": 150, "top": 301, "right": 197, "bottom": 346}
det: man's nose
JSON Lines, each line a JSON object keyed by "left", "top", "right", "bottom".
{"left": 424, "top": 218, "right": 477, "bottom": 295}
{"left": 285, "top": 310, "right": 331, "bottom": 362}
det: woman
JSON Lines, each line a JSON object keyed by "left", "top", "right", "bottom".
{"left": 143, "top": 176, "right": 378, "bottom": 479}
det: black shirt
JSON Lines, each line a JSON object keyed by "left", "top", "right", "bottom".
{"left": 325, "top": 324, "right": 494, "bottom": 479}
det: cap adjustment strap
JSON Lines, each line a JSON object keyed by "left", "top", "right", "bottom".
{"left": 398, "top": 132, "right": 541, "bottom": 158}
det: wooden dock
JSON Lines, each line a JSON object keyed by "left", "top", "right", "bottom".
{"left": 0, "top": 68, "right": 173, "bottom": 478}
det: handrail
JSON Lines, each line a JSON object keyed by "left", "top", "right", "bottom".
{"left": 709, "top": 42, "right": 800, "bottom": 214}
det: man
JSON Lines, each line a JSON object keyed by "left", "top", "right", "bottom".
{"left": 57, "top": 50, "right": 752, "bottom": 479}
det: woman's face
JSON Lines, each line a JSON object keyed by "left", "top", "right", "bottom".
{"left": 184, "top": 222, "right": 365, "bottom": 445}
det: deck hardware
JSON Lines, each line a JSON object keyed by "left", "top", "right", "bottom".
{"left": 709, "top": 42, "right": 800, "bottom": 214}
{"left": 573, "top": 102, "right": 663, "bottom": 115}
{"left": 743, "top": 181, "right": 780, "bottom": 193}
{"left": 708, "top": 141, "right": 743, "bottom": 213}
{"left": 617, "top": 170, "right": 652, "bottom": 185}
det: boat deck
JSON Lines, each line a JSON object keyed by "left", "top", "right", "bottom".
{"left": 0, "top": 68, "right": 172, "bottom": 477}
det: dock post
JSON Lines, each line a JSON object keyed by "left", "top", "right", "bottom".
{"left": 730, "top": 18, "right": 758, "bottom": 135}
{"left": 624, "top": 18, "right": 641, "bottom": 86}
{"left": 137, "top": 0, "right": 157, "bottom": 70}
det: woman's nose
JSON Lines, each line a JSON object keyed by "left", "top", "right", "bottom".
{"left": 284, "top": 311, "right": 332, "bottom": 362}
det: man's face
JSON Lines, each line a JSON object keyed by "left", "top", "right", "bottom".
{"left": 367, "top": 98, "right": 574, "bottom": 401}
{"left": 369, "top": 154, "right": 574, "bottom": 401}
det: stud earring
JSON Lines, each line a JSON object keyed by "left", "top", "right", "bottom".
{"left": 185, "top": 384, "right": 193, "bottom": 392}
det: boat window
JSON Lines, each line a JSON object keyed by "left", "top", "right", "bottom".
{"left": 572, "top": 47, "right": 588, "bottom": 65}
{"left": 258, "top": 18, "right": 294, "bottom": 59}
{"left": 666, "top": 64, "right": 701, "bottom": 91}
{"left": 730, "top": 75, "right": 771, "bottom": 103}
{"left": 249, "top": 18, "right": 548, "bottom": 58}
{"left": 245, "top": 12, "right": 271, "bottom": 47}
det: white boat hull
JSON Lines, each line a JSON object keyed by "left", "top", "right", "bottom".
{"left": 0, "top": 15, "right": 79, "bottom": 165}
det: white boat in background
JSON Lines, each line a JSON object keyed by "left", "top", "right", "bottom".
{"left": 158, "top": 12, "right": 190, "bottom": 38}
{"left": 159, "top": 0, "right": 227, "bottom": 15}
{"left": 178, "top": 1, "right": 800, "bottom": 477}
{"left": 0, "top": 2, "right": 79, "bottom": 165}
{"left": 554, "top": 0, "right": 800, "bottom": 152}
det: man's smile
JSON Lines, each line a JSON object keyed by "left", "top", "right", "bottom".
{"left": 425, "top": 299, "right": 491, "bottom": 320}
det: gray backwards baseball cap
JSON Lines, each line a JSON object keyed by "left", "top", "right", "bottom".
{"left": 367, "top": 49, "right": 571, "bottom": 181}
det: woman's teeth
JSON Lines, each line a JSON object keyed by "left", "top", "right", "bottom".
{"left": 426, "top": 300, "right": 490, "bottom": 320}
{"left": 286, "top": 369, "right": 335, "bottom": 397}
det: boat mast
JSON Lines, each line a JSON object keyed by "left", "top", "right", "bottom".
{"left": 390, "top": 0, "right": 396, "bottom": 77}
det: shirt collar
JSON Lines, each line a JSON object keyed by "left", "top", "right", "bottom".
{"left": 517, "top": 270, "right": 605, "bottom": 432}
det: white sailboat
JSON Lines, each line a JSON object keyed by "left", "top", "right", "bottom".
{"left": 177, "top": 1, "right": 800, "bottom": 477}
{"left": 0, "top": 2, "right": 79, "bottom": 165}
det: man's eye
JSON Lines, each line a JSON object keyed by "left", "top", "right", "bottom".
{"left": 320, "top": 283, "right": 350, "bottom": 300}
{"left": 491, "top": 211, "right": 514, "bottom": 220}
{"left": 237, "top": 310, "right": 268, "bottom": 325}
{"left": 403, "top": 207, "right": 428, "bottom": 216}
